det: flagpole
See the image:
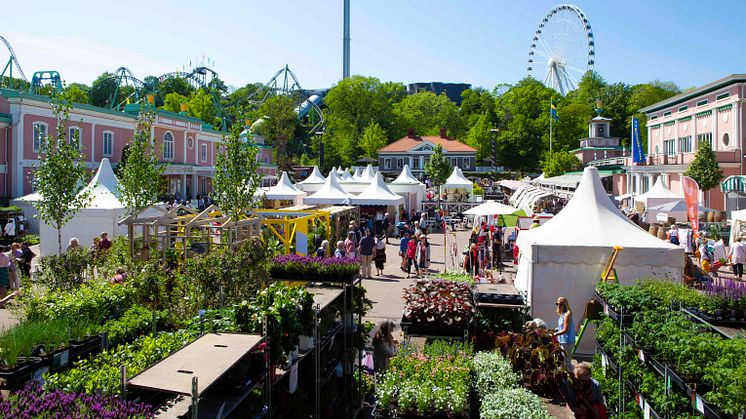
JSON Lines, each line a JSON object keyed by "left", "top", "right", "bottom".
{"left": 549, "top": 100, "right": 553, "bottom": 154}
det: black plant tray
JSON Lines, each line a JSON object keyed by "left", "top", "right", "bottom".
{"left": 372, "top": 405, "right": 469, "bottom": 419}
{"left": 686, "top": 308, "right": 746, "bottom": 329}
{"left": 593, "top": 291, "right": 633, "bottom": 327}
{"left": 400, "top": 316, "right": 469, "bottom": 339}
{"left": 0, "top": 357, "right": 45, "bottom": 389}
{"left": 69, "top": 334, "right": 104, "bottom": 360}
{"left": 474, "top": 292, "right": 524, "bottom": 306}
{"left": 269, "top": 272, "right": 358, "bottom": 284}
{"left": 624, "top": 380, "right": 664, "bottom": 419}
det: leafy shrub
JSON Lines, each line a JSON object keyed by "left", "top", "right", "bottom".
{"left": 0, "top": 383, "right": 153, "bottom": 418}
{"left": 0, "top": 318, "right": 93, "bottom": 368}
{"left": 495, "top": 329, "right": 568, "bottom": 397}
{"left": 99, "top": 305, "right": 167, "bottom": 347}
{"left": 433, "top": 271, "right": 475, "bottom": 284}
{"left": 37, "top": 248, "right": 92, "bottom": 291}
{"left": 473, "top": 351, "right": 519, "bottom": 396}
{"left": 479, "top": 387, "right": 551, "bottom": 419}
{"left": 21, "top": 279, "right": 136, "bottom": 323}
{"left": 375, "top": 341, "right": 472, "bottom": 417}
{"left": 402, "top": 279, "right": 474, "bottom": 326}
{"left": 44, "top": 330, "right": 195, "bottom": 394}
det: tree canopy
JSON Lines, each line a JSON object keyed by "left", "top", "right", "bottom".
{"left": 684, "top": 141, "right": 724, "bottom": 192}
{"left": 425, "top": 145, "right": 451, "bottom": 186}
{"left": 540, "top": 150, "right": 583, "bottom": 178}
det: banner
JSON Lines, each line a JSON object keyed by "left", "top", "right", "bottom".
{"left": 631, "top": 117, "right": 645, "bottom": 163}
{"left": 682, "top": 176, "right": 700, "bottom": 239}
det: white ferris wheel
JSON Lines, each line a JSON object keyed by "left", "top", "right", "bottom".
{"left": 527, "top": 4, "right": 595, "bottom": 95}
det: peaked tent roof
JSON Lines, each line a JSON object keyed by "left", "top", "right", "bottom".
{"left": 81, "top": 158, "right": 124, "bottom": 209}
{"left": 392, "top": 164, "right": 423, "bottom": 185}
{"left": 298, "top": 166, "right": 326, "bottom": 185}
{"left": 264, "top": 172, "right": 307, "bottom": 200}
{"left": 635, "top": 177, "right": 680, "bottom": 203}
{"left": 517, "top": 167, "right": 680, "bottom": 250}
{"left": 648, "top": 199, "right": 708, "bottom": 212}
{"left": 358, "top": 164, "right": 376, "bottom": 183}
{"left": 339, "top": 168, "right": 356, "bottom": 183}
{"left": 352, "top": 167, "right": 363, "bottom": 180}
{"left": 443, "top": 167, "right": 472, "bottom": 188}
{"left": 464, "top": 200, "right": 520, "bottom": 216}
{"left": 304, "top": 171, "right": 353, "bottom": 205}
{"left": 350, "top": 173, "right": 405, "bottom": 206}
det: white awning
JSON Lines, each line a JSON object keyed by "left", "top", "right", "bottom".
{"left": 350, "top": 173, "right": 405, "bottom": 206}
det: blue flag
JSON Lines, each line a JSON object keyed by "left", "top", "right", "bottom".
{"left": 631, "top": 117, "right": 645, "bottom": 163}
{"left": 550, "top": 100, "right": 558, "bottom": 122}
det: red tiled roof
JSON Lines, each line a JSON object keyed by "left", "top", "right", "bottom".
{"left": 378, "top": 135, "right": 476, "bottom": 153}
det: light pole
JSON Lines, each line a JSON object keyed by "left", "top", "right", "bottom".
{"left": 490, "top": 128, "right": 500, "bottom": 176}
{"left": 315, "top": 131, "right": 325, "bottom": 169}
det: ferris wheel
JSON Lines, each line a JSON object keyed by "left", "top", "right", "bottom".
{"left": 527, "top": 4, "right": 595, "bottom": 95}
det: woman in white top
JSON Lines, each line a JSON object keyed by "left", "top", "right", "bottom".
{"left": 728, "top": 236, "right": 746, "bottom": 280}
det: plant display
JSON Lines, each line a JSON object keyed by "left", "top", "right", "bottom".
{"left": 0, "top": 318, "right": 92, "bottom": 368}
{"left": 234, "top": 283, "right": 314, "bottom": 366}
{"left": 37, "top": 247, "right": 92, "bottom": 291}
{"left": 20, "top": 279, "right": 136, "bottom": 323}
{"left": 269, "top": 254, "right": 360, "bottom": 281}
{"left": 375, "top": 341, "right": 472, "bottom": 417}
{"left": 479, "top": 387, "right": 551, "bottom": 419}
{"left": 402, "top": 279, "right": 474, "bottom": 326}
{"left": 473, "top": 351, "right": 520, "bottom": 396}
{"left": 434, "top": 271, "right": 475, "bottom": 284}
{"left": 495, "top": 329, "right": 568, "bottom": 397}
{"left": 45, "top": 330, "right": 195, "bottom": 395}
{"left": 99, "top": 306, "right": 166, "bottom": 347}
{"left": 704, "top": 277, "right": 746, "bottom": 312}
{"left": 0, "top": 383, "right": 153, "bottom": 418}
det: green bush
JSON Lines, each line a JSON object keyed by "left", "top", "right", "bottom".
{"left": 473, "top": 351, "right": 519, "bottom": 396}
{"left": 21, "top": 279, "right": 136, "bottom": 323}
{"left": 479, "top": 387, "right": 551, "bottom": 419}
{"left": 37, "top": 248, "right": 92, "bottom": 291}
{"left": 99, "top": 305, "right": 167, "bottom": 347}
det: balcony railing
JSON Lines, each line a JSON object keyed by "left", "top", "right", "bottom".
{"left": 646, "top": 149, "right": 741, "bottom": 166}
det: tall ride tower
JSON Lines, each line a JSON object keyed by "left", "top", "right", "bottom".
{"left": 342, "top": 0, "right": 350, "bottom": 79}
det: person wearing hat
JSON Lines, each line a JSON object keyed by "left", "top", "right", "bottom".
{"left": 530, "top": 216, "right": 540, "bottom": 229}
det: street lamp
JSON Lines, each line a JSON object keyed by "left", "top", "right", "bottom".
{"left": 315, "top": 131, "right": 325, "bottom": 169}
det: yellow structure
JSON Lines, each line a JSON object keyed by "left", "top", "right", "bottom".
{"left": 254, "top": 208, "right": 332, "bottom": 255}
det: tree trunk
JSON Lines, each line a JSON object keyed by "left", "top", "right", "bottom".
{"left": 57, "top": 227, "right": 62, "bottom": 255}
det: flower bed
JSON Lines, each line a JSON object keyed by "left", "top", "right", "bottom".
{"left": 375, "top": 341, "right": 473, "bottom": 418}
{"left": 0, "top": 383, "right": 153, "bottom": 418}
{"left": 270, "top": 254, "right": 360, "bottom": 282}
{"left": 401, "top": 279, "right": 474, "bottom": 334}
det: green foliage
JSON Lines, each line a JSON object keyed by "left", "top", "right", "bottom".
{"left": 627, "top": 80, "right": 681, "bottom": 152}
{"left": 392, "top": 91, "right": 465, "bottom": 138}
{"left": 33, "top": 100, "right": 92, "bottom": 254}
{"left": 255, "top": 95, "right": 297, "bottom": 143}
{"left": 684, "top": 140, "right": 724, "bottom": 192}
{"left": 433, "top": 271, "right": 476, "bottom": 284}
{"left": 424, "top": 144, "right": 451, "bottom": 186}
{"left": 479, "top": 387, "right": 551, "bottom": 419}
{"left": 99, "top": 305, "right": 166, "bottom": 347}
{"left": 159, "top": 76, "right": 195, "bottom": 98}
{"left": 44, "top": 330, "right": 195, "bottom": 395}
{"left": 540, "top": 150, "right": 583, "bottom": 178}
{"left": 0, "top": 318, "right": 92, "bottom": 367}
{"left": 212, "top": 126, "right": 262, "bottom": 220}
{"left": 117, "top": 110, "right": 165, "bottom": 215}
{"left": 59, "top": 84, "right": 89, "bottom": 104}
{"left": 495, "top": 329, "right": 569, "bottom": 397}
{"left": 465, "top": 112, "right": 493, "bottom": 160}
{"left": 37, "top": 247, "right": 92, "bottom": 291}
{"left": 162, "top": 92, "right": 188, "bottom": 113}
{"left": 89, "top": 72, "right": 117, "bottom": 108}
{"left": 473, "top": 351, "right": 520, "bottom": 396}
{"left": 20, "top": 279, "right": 136, "bottom": 323}
{"left": 359, "top": 122, "right": 388, "bottom": 159}
{"left": 187, "top": 89, "right": 219, "bottom": 127}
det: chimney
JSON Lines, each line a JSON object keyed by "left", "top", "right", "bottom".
{"left": 439, "top": 128, "right": 448, "bottom": 139}
{"left": 407, "top": 128, "right": 416, "bottom": 138}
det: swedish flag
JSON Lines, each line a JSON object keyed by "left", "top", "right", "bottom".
{"left": 550, "top": 99, "right": 559, "bottom": 122}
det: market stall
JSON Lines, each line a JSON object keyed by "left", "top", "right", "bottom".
{"left": 464, "top": 200, "right": 524, "bottom": 227}
{"left": 258, "top": 171, "right": 306, "bottom": 208}
{"left": 514, "top": 167, "right": 684, "bottom": 354}
{"left": 634, "top": 177, "right": 681, "bottom": 212}
{"left": 303, "top": 172, "right": 353, "bottom": 205}
{"left": 350, "top": 173, "right": 404, "bottom": 224}
{"left": 295, "top": 166, "right": 326, "bottom": 193}
{"left": 388, "top": 164, "right": 425, "bottom": 214}
{"left": 39, "top": 158, "right": 128, "bottom": 256}
{"left": 440, "top": 167, "right": 473, "bottom": 202}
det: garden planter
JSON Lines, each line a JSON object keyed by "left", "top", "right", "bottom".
{"left": 593, "top": 291, "right": 633, "bottom": 327}
{"left": 70, "top": 334, "right": 104, "bottom": 359}
{"left": 687, "top": 307, "right": 746, "bottom": 329}
{"left": 400, "top": 316, "right": 470, "bottom": 339}
{"left": 0, "top": 357, "right": 44, "bottom": 389}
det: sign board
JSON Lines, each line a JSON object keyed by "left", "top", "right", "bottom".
{"left": 656, "top": 212, "right": 669, "bottom": 222}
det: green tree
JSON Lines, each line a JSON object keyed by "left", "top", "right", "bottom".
{"left": 60, "top": 84, "right": 90, "bottom": 104}
{"left": 162, "top": 92, "right": 188, "bottom": 113}
{"left": 159, "top": 76, "right": 195, "bottom": 98}
{"left": 359, "top": 122, "right": 388, "bottom": 159}
{"left": 465, "top": 112, "right": 493, "bottom": 160}
{"left": 89, "top": 72, "right": 117, "bottom": 107}
{"left": 117, "top": 109, "right": 166, "bottom": 215}
{"left": 256, "top": 95, "right": 297, "bottom": 142}
{"left": 424, "top": 144, "right": 452, "bottom": 186}
{"left": 540, "top": 150, "right": 583, "bottom": 178}
{"left": 393, "top": 91, "right": 465, "bottom": 138}
{"left": 33, "top": 100, "right": 92, "bottom": 254}
{"left": 461, "top": 88, "right": 496, "bottom": 127}
{"left": 212, "top": 125, "right": 262, "bottom": 220}
{"left": 684, "top": 141, "right": 724, "bottom": 194}
{"left": 187, "top": 90, "right": 218, "bottom": 126}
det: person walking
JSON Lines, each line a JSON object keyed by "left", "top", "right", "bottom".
{"left": 358, "top": 229, "right": 375, "bottom": 279}
{"left": 374, "top": 235, "right": 387, "bottom": 276}
{"left": 555, "top": 296, "right": 576, "bottom": 370}
{"left": 729, "top": 236, "right": 746, "bottom": 280}
{"left": 415, "top": 235, "right": 430, "bottom": 277}
{"left": 382, "top": 212, "right": 391, "bottom": 244}
{"left": 0, "top": 247, "right": 10, "bottom": 300}
{"left": 399, "top": 233, "right": 410, "bottom": 272}
{"left": 406, "top": 233, "right": 418, "bottom": 279}
{"left": 334, "top": 241, "right": 346, "bottom": 258}
{"left": 17, "top": 243, "right": 35, "bottom": 279}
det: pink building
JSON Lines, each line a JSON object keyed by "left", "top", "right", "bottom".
{"left": 634, "top": 74, "right": 746, "bottom": 211}
{"left": 572, "top": 114, "right": 624, "bottom": 165}
{"left": 0, "top": 88, "right": 274, "bottom": 200}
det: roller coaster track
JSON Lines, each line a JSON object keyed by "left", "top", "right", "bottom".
{"left": 0, "top": 35, "right": 28, "bottom": 83}
{"left": 247, "top": 64, "right": 308, "bottom": 105}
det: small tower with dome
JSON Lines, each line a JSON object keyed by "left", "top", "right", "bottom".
{"left": 571, "top": 101, "right": 624, "bottom": 165}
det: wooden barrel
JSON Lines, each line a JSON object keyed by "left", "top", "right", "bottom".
{"left": 648, "top": 225, "right": 659, "bottom": 236}
{"left": 714, "top": 211, "right": 727, "bottom": 222}
{"left": 707, "top": 211, "right": 715, "bottom": 222}
{"left": 657, "top": 226, "right": 669, "bottom": 240}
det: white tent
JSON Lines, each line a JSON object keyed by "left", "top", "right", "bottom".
{"left": 515, "top": 167, "right": 684, "bottom": 354}
{"left": 40, "top": 158, "right": 128, "bottom": 255}
{"left": 304, "top": 171, "right": 353, "bottom": 205}
{"left": 388, "top": 164, "right": 426, "bottom": 214}
{"left": 635, "top": 177, "right": 680, "bottom": 206}
{"left": 391, "top": 164, "right": 420, "bottom": 185}
{"left": 296, "top": 166, "right": 326, "bottom": 193}
{"left": 464, "top": 201, "right": 520, "bottom": 216}
{"left": 11, "top": 192, "right": 42, "bottom": 233}
{"left": 352, "top": 167, "right": 363, "bottom": 180}
{"left": 261, "top": 172, "right": 307, "bottom": 205}
{"left": 647, "top": 200, "right": 707, "bottom": 224}
{"left": 338, "top": 168, "right": 356, "bottom": 183}
{"left": 350, "top": 173, "right": 404, "bottom": 206}
{"left": 443, "top": 167, "right": 472, "bottom": 188}
{"left": 358, "top": 165, "right": 376, "bottom": 183}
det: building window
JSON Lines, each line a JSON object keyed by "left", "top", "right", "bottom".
{"left": 678, "top": 105, "right": 688, "bottom": 113}
{"left": 464, "top": 158, "right": 472, "bottom": 169}
{"left": 697, "top": 132, "right": 712, "bottom": 148}
{"left": 412, "top": 158, "right": 420, "bottom": 169}
{"left": 716, "top": 92, "right": 730, "bottom": 101}
{"left": 696, "top": 99, "right": 708, "bottom": 107}
{"left": 68, "top": 127, "right": 80, "bottom": 149}
{"left": 187, "top": 136, "right": 194, "bottom": 150}
{"left": 396, "top": 158, "right": 404, "bottom": 169}
{"left": 102, "top": 131, "right": 113, "bottom": 156}
{"left": 663, "top": 111, "right": 672, "bottom": 117}
{"left": 650, "top": 115, "right": 658, "bottom": 121}
{"left": 200, "top": 143, "right": 208, "bottom": 162}
{"left": 642, "top": 177, "right": 650, "bottom": 193}
{"left": 33, "top": 122, "right": 48, "bottom": 152}
{"left": 384, "top": 158, "right": 391, "bottom": 169}
{"left": 163, "top": 132, "right": 174, "bottom": 160}
{"left": 678, "top": 136, "right": 692, "bottom": 153}
{"left": 723, "top": 133, "right": 730, "bottom": 147}
{"left": 597, "top": 124, "right": 605, "bottom": 136}
{"left": 663, "top": 139, "right": 676, "bottom": 155}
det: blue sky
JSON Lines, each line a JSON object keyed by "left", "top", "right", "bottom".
{"left": 3, "top": 0, "right": 746, "bottom": 91}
